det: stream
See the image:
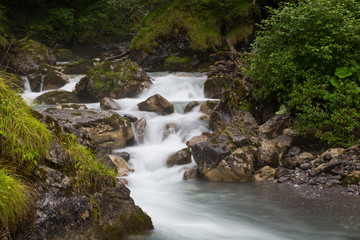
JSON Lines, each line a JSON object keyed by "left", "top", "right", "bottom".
{"left": 22, "top": 72, "right": 360, "bottom": 240}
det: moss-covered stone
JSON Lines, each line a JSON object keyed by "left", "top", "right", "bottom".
{"left": 35, "top": 90, "right": 80, "bottom": 105}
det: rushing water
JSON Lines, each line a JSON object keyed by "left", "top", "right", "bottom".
{"left": 22, "top": 72, "right": 360, "bottom": 240}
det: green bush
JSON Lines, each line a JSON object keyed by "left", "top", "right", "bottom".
{"left": 248, "top": 0, "right": 360, "bottom": 146}
{"left": 130, "top": 0, "right": 259, "bottom": 53}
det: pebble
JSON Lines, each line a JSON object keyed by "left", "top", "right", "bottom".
{"left": 300, "top": 163, "right": 311, "bottom": 170}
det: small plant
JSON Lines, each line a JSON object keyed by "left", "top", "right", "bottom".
{"left": 61, "top": 134, "right": 116, "bottom": 192}
{"left": 0, "top": 169, "right": 32, "bottom": 232}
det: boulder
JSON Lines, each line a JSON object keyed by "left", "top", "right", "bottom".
{"left": 253, "top": 166, "right": 276, "bottom": 182}
{"left": 8, "top": 39, "right": 56, "bottom": 74}
{"left": 204, "top": 73, "right": 231, "bottom": 98}
{"left": 138, "top": 94, "right": 174, "bottom": 115}
{"left": 74, "top": 59, "right": 152, "bottom": 102}
{"left": 113, "top": 152, "right": 131, "bottom": 162}
{"left": 42, "top": 69, "right": 69, "bottom": 91}
{"left": 100, "top": 97, "right": 121, "bottom": 110}
{"left": 254, "top": 138, "right": 284, "bottom": 169}
{"left": 35, "top": 90, "right": 80, "bottom": 105}
{"left": 166, "top": 148, "right": 192, "bottom": 167}
{"left": 199, "top": 100, "right": 219, "bottom": 115}
{"left": 43, "top": 108, "right": 134, "bottom": 148}
{"left": 184, "top": 101, "right": 200, "bottom": 113}
{"left": 27, "top": 72, "right": 42, "bottom": 92}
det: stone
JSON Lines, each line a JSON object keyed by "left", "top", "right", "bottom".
{"left": 298, "top": 152, "right": 315, "bottom": 161}
{"left": 163, "top": 123, "right": 180, "bottom": 140}
{"left": 274, "top": 135, "right": 293, "bottom": 149}
{"left": 74, "top": 59, "right": 151, "bottom": 102}
{"left": 259, "top": 114, "right": 293, "bottom": 138}
{"left": 166, "top": 148, "right": 192, "bottom": 167}
{"left": 27, "top": 72, "right": 42, "bottom": 92}
{"left": 300, "top": 163, "right": 311, "bottom": 170}
{"left": 253, "top": 166, "right": 276, "bottom": 182}
{"left": 62, "top": 59, "right": 95, "bottom": 74}
{"left": 107, "top": 155, "right": 134, "bottom": 176}
{"left": 202, "top": 147, "right": 255, "bottom": 182}
{"left": 124, "top": 114, "right": 138, "bottom": 122}
{"left": 184, "top": 101, "right": 200, "bottom": 113}
{"left": 288, "top": 146, "right": 301, "bottom": 157}
{"left": 113, "top": 152, "right": 131, "bottom": 162}
{"left": 182, "top": 166, "right": 201, "bottom": 180}
{"left": 320, "top": 148, "right": 345, "bottom": 161}
{"left": 138, "top": 94, "right": 174, "bottom": 115}
{"left": 134, "top": 118, "right": 146, "bottom": 144}
{"left": 43, "top": 108, "right": 134, "bottom": 148}
{"left": 39, "top": 65, "right": 69, "bottom": 90}
{"left": 255, "top": 138, "right": 284, "bottom": 169}
{"left": 8, "top": 39, "right": 56, "bottom": 74}
{"left": 186, "top": 131, "right": 211, "bottom": 148}
{"left": 35, "top": 90, "right": 80, "bottom": 105}
{"left": 54, "top": 49, "right": 75, "bottom": 61}
{"left": 100, "top": 97, "right": 121, "bottom": 110}
{"left": 204, "top": 73, "right": 231, "bottom": 98}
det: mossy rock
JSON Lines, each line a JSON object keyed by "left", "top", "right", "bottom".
{"left": 343, "top": 171, "right": 360, "bottom": 186}
{"left": 204, "top": 73, "right": 231, "bottom": 98}
{"left": 41, "top": 68, "right": 69, "bottom": 91}
{"left": 74, "top": 59, "right": 151, "bottom": 102}
{"left": 8, "top": 39, "right": 56, "bottom": 74}
{"left": 54, "top": 49, "right": 75, "bottom": 62}
{"left": 35, "top": 90, "right": 80, "bottom": 105}
{"left": 63, "top": 59, "right": 94, "bottom": 75}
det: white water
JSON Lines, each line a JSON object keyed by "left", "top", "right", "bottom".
{"left": 110, "top": 73, "right": 360, "bottom": 240}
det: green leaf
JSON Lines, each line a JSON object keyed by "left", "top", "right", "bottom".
{"left": 330, "top": 76, "right": 339, "bottom": 87}
{"left": 275, "top": 104, "right": 287, "bottom": 115}
{"left": 335, "top": 67, "right": 354, "bottom": 79}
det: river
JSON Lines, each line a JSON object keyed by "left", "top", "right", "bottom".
{"left": 22, "top": 72, "right": 360, "bottom": 240}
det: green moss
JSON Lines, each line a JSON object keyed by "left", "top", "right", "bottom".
{"left": 165, "top": 56, "right": 190, "bottom": 65}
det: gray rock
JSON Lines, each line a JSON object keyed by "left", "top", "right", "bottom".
{"left": 138, "top": 94, "right": 174, "bottom": 115}
{"left": 134, "top": 118, "right": 146, "bottom": 144}
{"left": 43, "top": 108, "right": 134, "bottom": 148}
{"left": 253, "top": 166, "right": 276, "bottom": 182}
{"left": 259, "top": 114, "right": 293, "bottom": 138}
{"left": 166, "top": 148, "right": 192, "bottom": 167}
{"left": 255, "top": 138, "right": 284, "bottom": 169}
{"left": 113, "top": 152, "right": 131, "bottom": 162}
{"left": 186, "top": 131, "right": 211, "bottom": 148}
{"left": 289, "top": 146, "right": 301, "bottom": 157}
{"left": 182, "top": 166, "right": 200, "bottom": 180}
{"left": 100, "top": 97, "right": 121, "bottom": 110}
{"left": 300, "top": 163, "right": 311, "bottom": 170}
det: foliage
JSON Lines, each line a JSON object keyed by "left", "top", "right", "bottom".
{"left": 130, "top": 0, "right": 259, "bottom": 53}
{"left": 0, "top": 169, "right": 32, "bottom": 231}
{"left": 0, "top": 6, "right": 8, "bottom": 48}
{"left": 248, "top": 0, "right": 360, "bottom": 146}
{"left": 61, "top": 134, "right": 116, "bottom": 192}
{"left": 0, "top": 71, "right": 52, "bottom": 167}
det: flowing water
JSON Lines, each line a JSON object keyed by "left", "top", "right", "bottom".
{"left": 22, "top": 72, "right": 360, "bottom": 240}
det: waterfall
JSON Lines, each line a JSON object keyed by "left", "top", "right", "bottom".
{"left": 22, "top": 76, "right": 32, "bottom": 93}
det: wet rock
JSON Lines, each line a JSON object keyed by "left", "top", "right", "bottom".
{"left": 38, "top": 65, "right": 69, "bottom": 90}
{"left": 253, "top": 166, "right": 276, "bottom": 182}
{"left": 182, "top": 166, "right": 201, "bottom": 180}
{"left": 43, "top": 108, "right": 134, "bottom": 148}
{"left": 107, "top": 155, "right": 134, "bottom": 176}
{"left": 100, "top": 97, "right": 121, "bottom": 110}
{"left": 186, "top": 131, "right": 211, "bottom": 148}
{"left": 200, "top": 147, "right": 255, "bottom": 182}
{"left": 27, "top": 72, "right": 42, "bottom": 92}
{"left": 113, "top": 152, "right": 131, "bottom": 162}
{"left": 74, "top": 59, "right": 151, "bottom": 102}
{"left": 163, "top": 123, "right": 180, "bottom": 140}
{"left": 259, "top": 114, "right": 293, "bottom": 138}
{"left": 124, "top": 114, "right": 138, "bottom": 122}
{"left": 8, "top": 39, "right": 56, "bottom": 74}
{"left": 184, "top": 101, "right": 200, "bottom": 113}
{"left": 138, "top": 94, "right": 174, "bottom": 115}
{"left": 255, "top": 138, "right": 284, "bottom": 169}
{"left": 134, "top": 118, "right": 146, "bottom": 144}
{"left": 166, "top": 148, "right": 192, "bottom": 167}
{"left": 35, "top": 90, "right": 80, "bottom": 105}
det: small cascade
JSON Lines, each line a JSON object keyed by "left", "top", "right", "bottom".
{"left": 22, "top": 76, "right": 32, "bottom": 93}
{"left": 39, "top": 75, "right": 44, "bottom": 92}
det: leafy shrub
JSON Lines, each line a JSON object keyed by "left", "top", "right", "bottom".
{"left": 130, "top": 0, "right": 259, "bottom": 53}
{"left": 0, "top": 71, "right": 52, "bottom": 167}
{"left": 248, "top": 0, "right": 360, "bottom": 146}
